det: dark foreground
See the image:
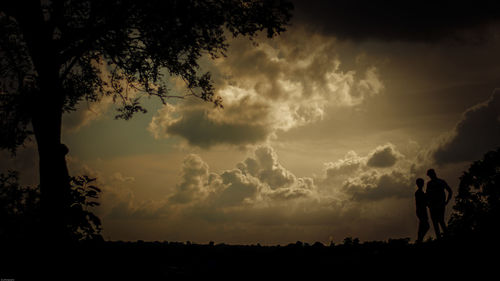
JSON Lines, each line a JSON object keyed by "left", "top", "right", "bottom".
{"left": 1, "top": 238, "right": 497, "bottom": 280}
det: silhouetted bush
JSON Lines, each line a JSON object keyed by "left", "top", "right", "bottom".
{"left": 342, "top": 237, "right": 360, "bottom": 246}
{"left": 0, "top": 171, "right": 102, "bottom": 243}
{"left": 448, "top": 148, "right": 500, "bottom": 242}
{"left": 0, "top": 170, "right": 40, "bottom": 242}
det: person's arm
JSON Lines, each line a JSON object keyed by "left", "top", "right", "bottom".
{"left": 444, "top": 181, "right": 453, "bottom": 205}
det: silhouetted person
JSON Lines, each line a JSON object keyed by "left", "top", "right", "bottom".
{"left": 415, "top": 178, "right": 429, "bottom": 243}
{"left": 426, "top": 169, "right": 452, "bottom": 239}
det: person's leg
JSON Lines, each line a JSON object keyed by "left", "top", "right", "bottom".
{"left": 423, "top": 220, "right": 429, "bottom": 238}
{"left": 438, "top": 206, "right": 447, "bottom": 235}
{"left": 417, "top": 219, "right": 429, "bottom": 242}
{"left": 429, "top": 207, "right": 441, "bottom": 239}
{"left": 417, "top": 220, "right": 423, "bottom": 242}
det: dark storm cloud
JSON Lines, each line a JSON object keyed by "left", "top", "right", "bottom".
{"left": 165, "top": 107, "right": 270, "bottom": 148}
{"left": 292, "top": 0, "right": 500, "bottom": 42}
{"left": 432, "top": 89, "right": 500, "bottom": 164}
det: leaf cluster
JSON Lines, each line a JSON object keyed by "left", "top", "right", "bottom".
{"left": 448, "top": 147, "right": 500, "bottom": 240}
{"left": 0, "top": 171, "right": 40, "bottom": 241}
{"left": 66, "top": 175, "right": 103, "bottom": 241}
{"left": 0, "top": 171, "right": 103, "bottom": 242}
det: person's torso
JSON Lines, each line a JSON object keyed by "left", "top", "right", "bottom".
{"left": 415, "top": 190, "right": 428, "bottom": 217}
{"left": 426, "top": 179, "right": 446, "bottom": 206}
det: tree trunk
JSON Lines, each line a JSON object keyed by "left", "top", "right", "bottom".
{"left": 14, "top": 2, "right": 72, "bottom": 243}
{"left": 31, "top": 67, "right": 71, "bottom": 243}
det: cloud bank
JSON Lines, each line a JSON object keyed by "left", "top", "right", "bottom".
{"left": 95, "top": 143, "right": 418, "bottom": 243}
{"left": 430, "top": 89, "right": 500, "bottom": 164}
{"left": 148, "top": 29, "right": 383, "bottom": 148}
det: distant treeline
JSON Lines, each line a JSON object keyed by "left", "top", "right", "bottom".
{"left": 1, "top": 237, "right": 498, "bottom": 280}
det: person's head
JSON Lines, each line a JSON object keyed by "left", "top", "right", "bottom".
{"left": 416, "top": 178, "right": 424, "bottom": 189}
{"left": 426, "top": 168, "right": 437, "bottom": 179}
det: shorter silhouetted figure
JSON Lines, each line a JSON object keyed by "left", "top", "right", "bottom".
{"left": 415, "top": 178, "right": 429, "bottom": 243}
{"left": 426, "top": 169, "right": 452, "bottom": 239}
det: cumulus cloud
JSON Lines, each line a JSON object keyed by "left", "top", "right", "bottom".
{"left": 320, "top": 143, "right": 413, "bottom": 202}
{"left": 430, "top": 89, "right": 500, "bottom": 164}
{"left": 343, "top": 170, "right": 413, "bottom": 201}
{"left": 322, "top": 151, "right": 363, "bottom": 190}
{"left": 169, "top": 154, "right": 212, "bottom": 204}
{"left": 5, "top": 140, "right": 417, "bottom": 243}
{"left": 216, "top": 169, "right": 260, "bottom": 206}
{"left": 367, "top": 144, "right": 402, "bottom": 168}
{"left": 82, "top": 143, "right": 421, "bottom": 243}
{"left": 95, "top": 146, "right": 320, "bottom": 223}
{"left": 238, "top": 146, "right": 316, "bottom": 200}
{"left": 168, "top": 146, "right": 316, "bottom": 206}
{"left": 148, "top": 28, "right": 383, "bottom": 148}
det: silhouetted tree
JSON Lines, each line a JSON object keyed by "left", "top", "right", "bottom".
{"left": 0, "top": 171, "right": 102, "bottom": 243}
{"left": 448, "top": 148, "right": 500, "bottom": 241}
{"left": 342, "top": 237, "right": 360, "bottom": 246}
{"left": 0, "top": 0, "right": 292, "bottom": 241}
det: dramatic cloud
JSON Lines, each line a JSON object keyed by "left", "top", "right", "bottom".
{"left": 292, "top": 0, "right": 500, "bottom": 42}
{"left": 237, "top": 146, "right": 316, "bottom": 200}
{"left": 92, "top": 143, "right": 419, "bottom": 243}
{"left": 431, "top": 89, "right": 500, "bottom": 164}
{"left": 169, "top": 154, "right": 213, "bottom": 204}
{"left": 148, "top": 29, "right": 383, "bottom": 148}
{"left": 168, "top": 146, "right": 316, "bottom": 205}
{"left": 321, "top": 144, "right": 413, "bottom": 202}
{"left": 322, "top": 150, "right": 363, "bottom": 192}
{"left": 343, "top": 170, "right": 413, "bottom": 201}
{"left": 148, "top": 103, "right": 270, "bottom": 148}
{"left": 367, "top": 144, "right": 401, "bottom": 168}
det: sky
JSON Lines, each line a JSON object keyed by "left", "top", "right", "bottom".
{"left": 3, "top": 1, "right": 500, "bottom": 245}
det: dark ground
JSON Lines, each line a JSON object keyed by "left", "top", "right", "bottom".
{"left": 1, "top": 238, "right": 498, "bottom": 280}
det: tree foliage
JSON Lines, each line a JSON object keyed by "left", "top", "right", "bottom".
{"left": 0, "top": 0, "right": 293, "bottom": 152}
{"left": 66, "top": 175, "right": 103, "bottom": 241}
{"left": 0, "top": 171, "right": 103, "bottom": 242}
{"left": 448, "top": 147, "right": 500, "bottom": 240}
{"left": 0, "top": 170, "right": 40, "bottom": 241}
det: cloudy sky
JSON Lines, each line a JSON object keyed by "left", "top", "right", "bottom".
{"left": 3, "top": 1, "right": 500, "bottom": 245}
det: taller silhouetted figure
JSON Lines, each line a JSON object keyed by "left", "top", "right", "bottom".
{"left": 426, "top": 169, "right": 452, "bottom": 239}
